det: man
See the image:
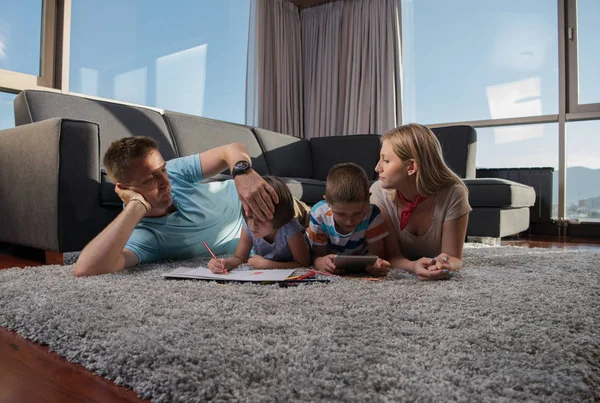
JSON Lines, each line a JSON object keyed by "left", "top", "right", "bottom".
{"left": 73, "top": 136, "right": 279, "bottom": 277}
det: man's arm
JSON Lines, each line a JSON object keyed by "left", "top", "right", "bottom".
{"left": 72, "top": 196, "right": 144, "bottom": 277}
{"left": 198, "top": 143, "right": 278, "bottom": 221}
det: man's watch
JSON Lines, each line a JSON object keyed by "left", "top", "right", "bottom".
{"left": 231, "top": 160, "right": 252, "bottom": 178}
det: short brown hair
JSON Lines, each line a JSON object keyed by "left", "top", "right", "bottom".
{"left": 325, "top": 163, "right": 370, "bottom": 204}
{"left": 103, "top": 136, "right": 159, "bottom": 182}
{"left": 242, "top": 176, "right": 295, "bottom": 229}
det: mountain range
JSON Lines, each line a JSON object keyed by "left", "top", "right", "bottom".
{"left": 552, "top": 166, "right": 600, "bottom": 205}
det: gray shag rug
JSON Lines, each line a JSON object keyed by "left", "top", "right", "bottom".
{"left": 1, "top": 245, "right": 599, "bottom": 402}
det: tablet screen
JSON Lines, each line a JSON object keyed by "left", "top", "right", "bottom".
{"left": 333, "top": 255, "right": 378, "bottom": 273}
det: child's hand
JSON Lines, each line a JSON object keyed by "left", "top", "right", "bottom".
{"left": 314, "top": 254, "right": 337, "bottom": 273}
{"left": 248, "top": 255, "right": 270, "bottom": 269}
{"left": 208, "top": 258, "right": 228, "bottom": 274}
{"left": 366, "top": 258, "right": 391, "bottom": 277}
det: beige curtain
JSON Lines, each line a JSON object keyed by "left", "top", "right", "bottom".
{"left": 246, "top": 0, "right": 303, "bottom": 137}
{"left": 301, "top": 0, "right": 403, "bottom": 138}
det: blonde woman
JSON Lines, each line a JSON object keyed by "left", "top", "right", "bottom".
{"left": 370, "top": 123, "right": 472, "bottom": 281}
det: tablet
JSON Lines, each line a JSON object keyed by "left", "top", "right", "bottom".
{"left": 333, "top": 255, "right": 378, "bottom": 273}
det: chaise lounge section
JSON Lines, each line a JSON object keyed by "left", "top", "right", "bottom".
{"left": 0, "top": 90, "right": 535, "bottom": 256}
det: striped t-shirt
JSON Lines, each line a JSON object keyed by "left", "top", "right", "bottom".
{"left": 307, "top": 200, "right": 389, "bottom": 255}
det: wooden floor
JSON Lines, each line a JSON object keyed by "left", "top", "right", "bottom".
{"left": 1, "top": 236, "right": 599, "bottom": 403}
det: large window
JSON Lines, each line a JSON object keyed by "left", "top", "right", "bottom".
{"left": 0, "top": 0, "right": 43, "bottom": 76}
{"left": 573, "top": 0, "right": 600, "bottom": 106}
{"left": 0, "top": 92, "right": 16, "bottom": 130}
{"left": 475, "top": 123, "right": 558, "bottom": 170}
{"left": 401, "top": 0, "right": 558, "bottom": 125}
{"left": 566, "top": 120, "right": 600, "bottom": 222}
{"left": 69, "top": 1, "right": 250, "bottom": 124}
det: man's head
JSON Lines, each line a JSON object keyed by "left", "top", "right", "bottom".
{"left": 103, "top": 136, "right": 172, "bottom": 210}
{"left": 324, "top": 163, "right": 370, "bottom": 233}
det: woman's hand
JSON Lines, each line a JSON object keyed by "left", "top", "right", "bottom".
{"left": 431, "top": 253, "right": 461, "bottom": 273}
{"left": 366, "top": 258, "right": 391, "bottom": 277}
{"left": 314, "top": 255, "right": 338, "bottom": 273}
{"left": 412, "top": 257, "right": 452, "bottom": 281}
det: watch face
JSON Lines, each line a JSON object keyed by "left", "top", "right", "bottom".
{"left": 235, "top": 161, "right": 251, "bottom": 170}
{"left": 233, "top": 160, "right": 251, "bottom": 177}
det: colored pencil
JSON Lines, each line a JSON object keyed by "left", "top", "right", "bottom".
{"left": 202, "top": 240, "right": 227, "bottom": 274}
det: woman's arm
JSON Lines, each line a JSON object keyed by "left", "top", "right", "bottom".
{"left": 433, "top": 213, "right": 469, "bottom": 271}
{"left": 375, "top": 204, "right": 414, "bottom": 271}
{"left": 375, "top": 202, "right": 452, "bottom": 280}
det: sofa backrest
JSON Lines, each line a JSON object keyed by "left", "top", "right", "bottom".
{"left": 252, "top": 128, "right": 313, "bottom": 179}
{"left": 430, "top": 125, "right": 477, "bottom": 179}
{"left": 164, "top": 111, "right": 270, "bottom": 176}
{"left": 310, "top": 135, "right": 382, "bottom": 181}
{"left": 14, "top": 90, "right": 178, "bottom": 162}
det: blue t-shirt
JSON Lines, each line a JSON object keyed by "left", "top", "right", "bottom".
{"left": 242, "top": 218, "right": 306, "bottom": 262}
{"left": 125, "top": 155, "right": 243, "bottom": 263}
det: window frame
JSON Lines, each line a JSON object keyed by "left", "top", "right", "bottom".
{"left": 0, "top": 0, "right": 60, "bottom": 93}
{"left": 417, "top": 0, "right": 598, "bottom": 224}
{"left": 566, "top": 0, "right": 600, "bottom": 116}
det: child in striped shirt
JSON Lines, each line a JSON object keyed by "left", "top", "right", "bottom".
{"left": 307, "top": 163, "right": 391, "bottom": 276}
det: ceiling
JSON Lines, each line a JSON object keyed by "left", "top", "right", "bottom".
{"left": 290, "top": 0, "right": 332, "bottom": 9}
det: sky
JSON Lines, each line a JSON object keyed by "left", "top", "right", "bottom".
{"left": 0, "top": 0, "right": 598, "bottom": 206}
{"left": 402, "top": 0, "right": 600, "bottom": 173}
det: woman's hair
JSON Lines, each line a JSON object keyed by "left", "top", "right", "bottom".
{"left": 381, "top": 123, "right": 466, "bottom": 197}
{"left": 103, "top": 136, "right": 158, "bottom": 183}
{"left": 325, "top": 163, "right": 370, "bottom": 204}
{"left": 242, "top": 176, "right": 295, "bottom": 229}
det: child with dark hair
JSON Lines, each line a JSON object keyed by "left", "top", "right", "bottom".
{"left": 308, "top": 163, "right": 390, "bottom": 276}
{"left": 208, "top": 176, "right": 311, "bottom": 272}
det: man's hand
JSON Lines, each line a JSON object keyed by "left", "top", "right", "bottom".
{"left": 314, "top": 254, "right": 338, "bottom": 274}
{"left": 366, "top": 258, "right": 391, "bottom": 277}
{"left": 115, "top": 185, "right": 151, "bottom": 213}
{"left": 234, "top": 170, "right": 279, "bottom": 221}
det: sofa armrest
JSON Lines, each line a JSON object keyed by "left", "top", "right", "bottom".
{"left": 0, "top": 118, "right": 101, "bottom": 251}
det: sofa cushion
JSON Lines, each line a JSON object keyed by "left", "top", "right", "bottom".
{"left": 310, "top": 135, "right": 381, "bottom": 181}
{"left": 467, "top": 207, "right": 530, "bottom": 238}
{"left": 164, "top": 111, "right": 270, "bottom": 175}
{"left": 14, "top": 90, "right": 177, "bottom": 162}
{"left": 253, "top": 128, "right": 313, "bottom": 179}
{"left": 431, "top": 125, "right": 477, "bottom": 179}
{"left": 464, "top": 178, "right": 536, "bottom": 208}
{"left": 279, "top": 178, "right": 326, "bottom": 205}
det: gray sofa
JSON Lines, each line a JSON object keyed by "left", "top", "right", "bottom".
{"left": 0, "top": 90, "right": 535, "bottom": 256}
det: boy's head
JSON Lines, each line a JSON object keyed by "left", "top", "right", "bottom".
{"left": 243, "top": 176, "right": 294, "bottom": 236}
{"left": 324, "top": 163, "right": 370, "bottom": 233}
{"left": 325, "top": 163, "right": 370, "bottom": 204}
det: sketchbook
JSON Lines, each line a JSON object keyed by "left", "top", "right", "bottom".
{"left": 161, "top": 267, "right": 297, "bottom": 282}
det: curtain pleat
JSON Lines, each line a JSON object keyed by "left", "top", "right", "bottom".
{"left": 247, "top": 0, "right": 403, "bottom": 139}
{"left": 246, "top": 0, "right": 303, "bottom": 137}
{"left": 302, "top": 0, "right": 403, "bottom": 139}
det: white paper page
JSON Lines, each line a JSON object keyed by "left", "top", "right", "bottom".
{"left": 162, "top": 267, "right": 296, "bottom": 282}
